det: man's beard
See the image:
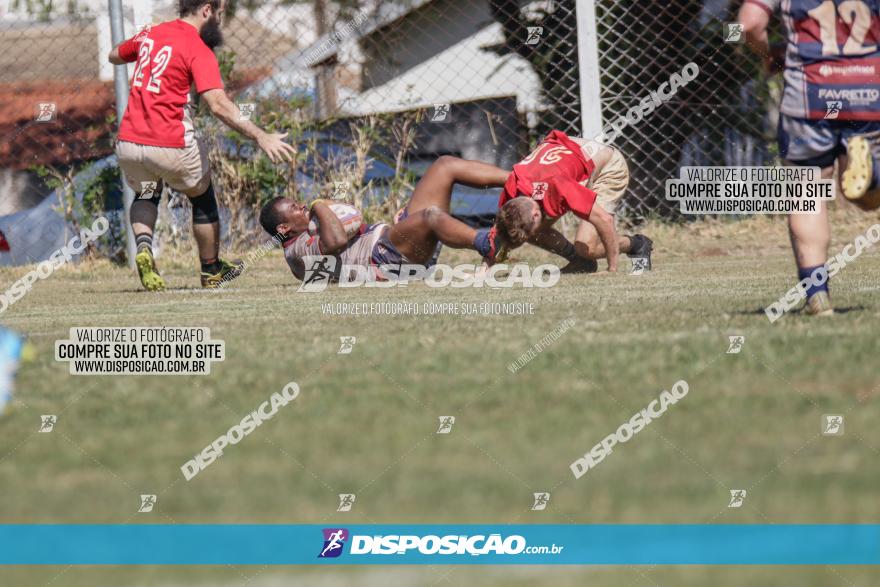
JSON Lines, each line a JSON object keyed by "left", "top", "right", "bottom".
{"left": 200, "top": 15, "right": 223, "bottom": 49}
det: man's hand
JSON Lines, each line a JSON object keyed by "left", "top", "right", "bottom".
{"left": 201, "top": 89, "right": 296, "bottom": 164}
{"left": 257, "top": 132, "right": 296, "bottom": 164}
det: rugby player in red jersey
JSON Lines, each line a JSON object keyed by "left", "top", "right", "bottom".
{"left": 496, "top": 130, "right": 653, "bottom": 273}
{"left": 108, "top": 0, "right": 295, "bottom": 291}
{"left": 740, "top": 0, "right": 880, "bottom": 316}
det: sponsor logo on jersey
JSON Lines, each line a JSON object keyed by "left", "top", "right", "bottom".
{"left": 818, "top": 88, "right": 880, "bottom": 107}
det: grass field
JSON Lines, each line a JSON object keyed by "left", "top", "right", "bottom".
{"left": 1, "top": 212, "right": 879, "bottom": 586}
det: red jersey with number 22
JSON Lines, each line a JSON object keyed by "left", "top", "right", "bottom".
{"left": 117, "top": 20, "right": 224, "bottom": 148}
{"left": 499, "top": 130, "right": 598, "bottom": 220}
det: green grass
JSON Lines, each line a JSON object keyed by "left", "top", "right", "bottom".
{"left": 1, "top": 214, "right": 880, "bottom": 586}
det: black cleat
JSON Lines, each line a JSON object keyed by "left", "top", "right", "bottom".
{"left": 561, "top": 257, "right": 598, "bottom": 274}
{"left": 627, "top": 234, "right": 653, "bottom": 270}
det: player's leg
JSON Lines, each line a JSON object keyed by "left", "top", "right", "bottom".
{"left": 386, "top": 199, "right": 533, "bottom": 266}
{"left": 570, "top": 145, "right": 653, "bottom": 270}
{"left": 787, "top": 175, "right": 832, "bottom": 315}
{"left": 405, "top": 155, "right": 509, "bottom": 216}
{"left": 116, "top": 141, "right": 167, "bottom": 292}
{"left": 779, "top": 115, "right": 836, "bottom": 316}
{"left": 841, "top": 124, "right": 880, "bottom": 210}
{"left": 388, "top": 206, "right": 480, "bottom": 265}
{"left": 158, "top": 140, "right": 243, "bottom": 288}
{"left": 387, "top": 156, "right": 510, "bottom": 263}
{"left": 572, "top": 222, "right": 633, "bottom": 259}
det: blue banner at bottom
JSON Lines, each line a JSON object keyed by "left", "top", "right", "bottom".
{"left": 0, "top": 525, "right": 877, "bottom": 565}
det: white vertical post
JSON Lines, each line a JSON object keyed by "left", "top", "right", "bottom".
{"left": 97, "top": 8, "right": 114, "bottom": 81}
{"left": 109, "top": 0, "right": 137, "bottom": 269}
{"left": 131, "top": 0, "right": 154, "bottom": 33}
{"left": 576, "top": 0, "right": 603, "bottom": 139}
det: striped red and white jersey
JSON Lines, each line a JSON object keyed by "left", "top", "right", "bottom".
{"left": 283, "top": 223, "right": 386, "bottom": 281}
{"left": 747, "top": 0, "right": 880, "bottom": 120}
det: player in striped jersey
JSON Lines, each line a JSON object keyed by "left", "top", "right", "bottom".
{"left": 259, "top": 156, "right": 530, "bottom": 284}
{"left": 740, "top": 0, "right": 880, "bottom": 316}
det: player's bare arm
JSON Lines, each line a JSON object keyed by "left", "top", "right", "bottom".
{"left": 587, "top": 203, "right": 619, "bottom": 272}
{"left": 738, "top": 4, "right": 772, "bottom": 66}
{"left": 107, "top": 45, "right": 130, "bottom": 65}
{"left": 200, "top": 89, "right": 295, "bottom": 164}
{"left": 310, "top": 200, "right": 349, "bottom": 254}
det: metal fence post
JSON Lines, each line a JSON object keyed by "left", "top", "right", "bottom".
{"left": 576, "top": 0, "right": 603, "bottom": 140}
{"left": 108, "top": 0, "right": 137, "bottom": 269}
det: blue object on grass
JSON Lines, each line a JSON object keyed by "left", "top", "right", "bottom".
{"left": 0, "top": 327, "right": 24, "bottom": 415}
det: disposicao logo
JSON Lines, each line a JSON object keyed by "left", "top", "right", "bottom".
{"left": 318, "top": 528, "right": 349, "bottom": 558}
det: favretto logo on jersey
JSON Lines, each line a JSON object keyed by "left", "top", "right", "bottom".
{"left": 317, "top": 529, "right": 563, "bottom": 558}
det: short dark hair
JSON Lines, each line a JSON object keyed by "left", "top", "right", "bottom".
{"left": 179, "top": 0, "right": 220, "bottom": 17}
{"left": 259, "top": 197, "right": 287, "bottom": 238}
{"left": 496, "top": 198, "right": 535, "bottom": 248}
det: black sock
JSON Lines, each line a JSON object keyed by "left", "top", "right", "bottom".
{"left": 201, "top": 258, "right": 222, "bottom": 274}
{"left": 559, "top": 241, "right": 578, "bottom": 262}
{"left": 136, "top": 233, "right": 153, "bottom": 253}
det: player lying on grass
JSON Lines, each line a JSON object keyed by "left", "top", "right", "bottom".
{"left": 108, "top": 0, "right": 294, "bottom": 291}
{"left": 259, "top": 156, "right": 529, "bottom": 283}
{"left": 495, "top": 130, "right": 653, "bottom": 273}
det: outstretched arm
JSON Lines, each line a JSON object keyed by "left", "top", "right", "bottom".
{"left": 200, "top": 89, "right": 296, "bottom": 164}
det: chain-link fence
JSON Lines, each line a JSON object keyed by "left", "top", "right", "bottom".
{"left": 595, "top": 0, "right": 777, "bottom": 218}
{"left": 0, "top": 0, "right": 779, "bottom": 264}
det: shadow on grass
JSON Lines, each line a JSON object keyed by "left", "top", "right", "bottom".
{"left": 738, "top": 306, "right": 865, "bottom": 316}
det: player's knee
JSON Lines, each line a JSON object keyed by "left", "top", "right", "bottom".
{"left": 574, "top": 234, "right": 601, "bottom": 259}
{"left": 132, "top": 193, "right": 160, "bottom": 209}
{"left": 130, "top": 186, "right": 160, "bottom": 223}
{"left": 190, "top": 183, "right": 220, "bottom": 225}
{"left": 432, "top": 155, "right": 460, "bottom": 176}
{"left": 435, "top": 155, "right": 458, "bottom": 168}
{"left": 422, "top": 205, "right": 445, "bottom": 227}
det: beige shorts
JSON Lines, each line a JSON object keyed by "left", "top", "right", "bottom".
{"left": 116, "top": 139, "right": 211, "bottom": 197}
{"left": 570, "top": 138, "right": 630, "bottom": 215}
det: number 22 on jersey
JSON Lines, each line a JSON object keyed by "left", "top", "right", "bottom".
{"left": 132, "top": 38, "right": 174, "bottom": 94}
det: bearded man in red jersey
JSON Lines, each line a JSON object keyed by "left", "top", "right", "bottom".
{"left": 109, "top": 0, "right": 295, "bottom": 290}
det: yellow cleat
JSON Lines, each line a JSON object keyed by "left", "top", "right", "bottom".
{"left": 135, "top": 248, "right": 167, "bottom": 292}
{"left": 842, "top": 135, "right": 880, "bottom": 210}
{"left": 201, "top": 258, "right": 244, "bottom": 289}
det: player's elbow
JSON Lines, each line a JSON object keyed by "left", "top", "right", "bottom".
{"left": 738, "top": 4, "right": 769, "bottom": 36}
{"left": 200, "top": 90, "right": 227, "bottom": 117}
{"left": 107, "top": 50, "right": 124, "bottom": 65}
{"left": 588, "top": 204, "right": 611, "bottom": 227}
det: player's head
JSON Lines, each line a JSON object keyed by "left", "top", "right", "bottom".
{"left": 496, "top": 197, "right": 542, "bottom": 248}
{"left": 260, "top": 197, "right": 310, "bottom": 241}
{"left": 179, "top": 0, "right": 225, "bottom": 49}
